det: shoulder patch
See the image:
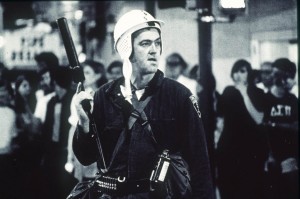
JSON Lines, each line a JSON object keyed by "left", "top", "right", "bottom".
{"left": 189, "top": 95, "right": 201, "bottom": 118}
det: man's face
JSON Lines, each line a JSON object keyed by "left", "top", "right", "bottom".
{"left": 40, "top": 71, "right": 51, "bottom": 88}
{"left": 166, "top": 64, "right": 182, "bottom": 80}
{"left": 166, "top": 56, "right": 183, "bottom": 80}
{"left": 109, "top": 66, "right": 123, "bottom": 81}
{"left": 286, "top": 77, "right": 296, "bottom": 91}
{"left": 130, "top": 28, "right": 161, "bottom": 75}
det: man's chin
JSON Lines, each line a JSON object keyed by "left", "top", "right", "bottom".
{"left": 143, "top": 68, "right": 158, "bottom": 75}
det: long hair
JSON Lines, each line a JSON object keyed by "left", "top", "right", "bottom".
{"left": 230, "top": 59, "right": 252, "bottom": 83}
{"left": 82, "top": 60, "right": 108, "bottom": 87}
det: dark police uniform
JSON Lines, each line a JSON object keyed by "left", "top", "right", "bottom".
{"left": 73, "top": 70, "right": 214, "bottom": 199}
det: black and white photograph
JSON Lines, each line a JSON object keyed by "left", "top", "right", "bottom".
{"left": 0, "top": 1, "right": 298, "bottom": 199}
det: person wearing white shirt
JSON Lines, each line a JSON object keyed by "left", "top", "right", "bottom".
{"left": 256, "top": 62, "right": 273, "bottom": 93}
{"left": 165, "top": 52, "right": 200, "bottom": 97}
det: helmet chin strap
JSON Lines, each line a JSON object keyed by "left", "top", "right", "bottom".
{"left": 121, "top": 57, "right": 133, "bottom": 103}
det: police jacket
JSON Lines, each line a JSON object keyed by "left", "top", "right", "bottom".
{"left": 73, "top": 70, "right": 214, "bottom": 199}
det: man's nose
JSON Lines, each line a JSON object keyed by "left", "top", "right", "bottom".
{"left": 149, "top": 43, "right": 158, "bottom": 53}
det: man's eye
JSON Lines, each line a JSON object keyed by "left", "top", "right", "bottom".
{"left": 140, "top": 42, "right": 151, "bottom": 47}
{"left": 155, "top": 41, "right": 161, "bottom": 46}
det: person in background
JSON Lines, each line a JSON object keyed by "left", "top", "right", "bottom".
{"left": 282, "top": 59, "right": 298, "bottom": 98}
{"left": 0, "top": 62, "right": 12, "bottom": 107}
{"left": 12, "top": 75, "right": 45, "bottom": 199}
{"left": 83, "top": 60, "right": 108, "bottom": 90}
{"left": 262, "top": 58, "right": 298, "bottom": 199}
{"left": 72, "top": 10, "right": 214, "bottom": 199}
{"left": 41, "top": 66, "right": 77, "bottom": 199}
{"left": 216, "top": 59, "right": 268, "bottom": 199}
{"left": 189, "top": 64, "right": 199, "bottom": 81}
{"left": 0, "top": 79, "right": 18, "bottom": 199}
{"left": 107, "top": 60, "right": 123, "bottom": 82}
{"left": 66, "top": 60, "right": 107, "bottom": 182}
{"left": 0, "top": 62, "right": 8, "bottom": 82}
{"left": 257, "top": 61, "right": 274, "bottom": 93}
{"left": 34, "top": 52, "right": 58, "bottom": 94}
{"left": 34, "top": 52, "right": 57, "bottom": 124}
{"left": 165, "top": 53, "right": 200, "bottom": 97}
{"left": 14, "top": 75, "right": 42, "bottom": 139}
{"left": 189, "top": 64, "right": 204, "bottom": 95}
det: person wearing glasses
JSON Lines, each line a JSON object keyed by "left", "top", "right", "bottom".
{"left": 256, "top": 62, "right": 274, "bottom": 93}
{"left": 216, "top": 59, "right": 268, "bottom": 199}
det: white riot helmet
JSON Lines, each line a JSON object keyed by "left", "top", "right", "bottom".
{"left": 113, "top": 10, "right": 164, "bottom": 102}
{"left": 114, "top": 10, "right": 164, "bottom": 58}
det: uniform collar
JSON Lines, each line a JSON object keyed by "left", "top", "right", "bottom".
{"left": 105, "top": 69, "right": 164, "bottom": 99}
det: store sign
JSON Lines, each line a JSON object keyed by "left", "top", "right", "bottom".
{"left": 3, "top": 26, "right": 65, "bottom": 70}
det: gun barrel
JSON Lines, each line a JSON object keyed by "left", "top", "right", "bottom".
{"left": 56, "top": 17, "right": 84, "bottom": 83}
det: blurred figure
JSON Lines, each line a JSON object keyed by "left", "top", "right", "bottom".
{"left": 257, "top": 62, "right": 274, "bottom": 93}
{"left": 82, "top": 60, "right": 108, "bottom": 90}
{"left": 262, "top": 58, "right": 298, "bottom": 199}
{"left": 34, "top": 51, "right": 57, "bottom": 94}
{"left": 189, "top": 64, "right": 199, "bottom": 80}
{"left": 14, "top": 75, "right": 42, "bottom": 148}
{"left": 34, "top": 52, "right": 57, "bottom": 123}
{"left": 66, "top": 60, "right": 107, "bottom": 182}
{"left": 165, "top": 53, "right": 199, "bottom": 96}
{"left": 190, "top": 64, "right": 204, "bottom": 94}
{"left": 13, "top": 75, "right": 45, "bottom": 199}
{"left": 42, "top": 66, "right": 76, "bottom": 199}
{"left": 0, "top": 79, "right": 18, "bottom": 199}
{"left": 0, "top": 62, "right": 8, "bottom": 81}
{"left": 216, "top": 59, "right": 267, "bottom": 199}
{"left": 248, "top": 68, "right": 267, "bottom": 112}
{"left": 15, "top": 75, "right": 40, "bottom": 133}
{"left": 282, "top": 59, "right": 297, "bottom": 97}
{"left": 107, "top": 60, "right": 123, "bottom": 82}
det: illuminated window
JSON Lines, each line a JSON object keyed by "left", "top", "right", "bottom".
{"left": 219, "top": 0, "right": 246, "bottom": 9}
{"left": 219, "top": 0, "right": 246, "bottom": 15}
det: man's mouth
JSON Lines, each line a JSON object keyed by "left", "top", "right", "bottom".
{"left": 148, "top": 58, "right": 157, "bottom": 62}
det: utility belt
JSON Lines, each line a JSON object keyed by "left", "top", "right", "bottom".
{"left": 94, "top": 175, "right": 150, "bottom": 196}
{"left": 95, "top": 149, "right": 171, "bottom": 196}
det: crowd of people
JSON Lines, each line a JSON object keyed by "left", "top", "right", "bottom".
{"left": 0, "top": 50, "right": 298, "bottom": 199}
{"left": 215, "top": 58, "right": 298, "bottom": 199}
{"left": 0, "top": 52, "right": 123, "bottom": 199}
{"left": 0, "top": 11, "right": 298, "bottom": 199}
{"left": 163, "top": 53, "right": 298, "bottom": 199}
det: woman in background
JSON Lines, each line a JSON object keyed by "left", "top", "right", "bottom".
{"left": 216, "top": 59, "right": 268, "bottom": 199}
{"left": 14, "top": 75, "right": 42, "bottom": 150}
{"left": 13, "top": 75, "right": 44, "bottom": 198}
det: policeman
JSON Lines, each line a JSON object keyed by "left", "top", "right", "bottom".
{"left": 73, "top": 10, "right": 214, "bottom": 199}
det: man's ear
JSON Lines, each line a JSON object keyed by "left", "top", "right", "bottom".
{"left": 129, "top": 51, "right": 136, "bottom": 63}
